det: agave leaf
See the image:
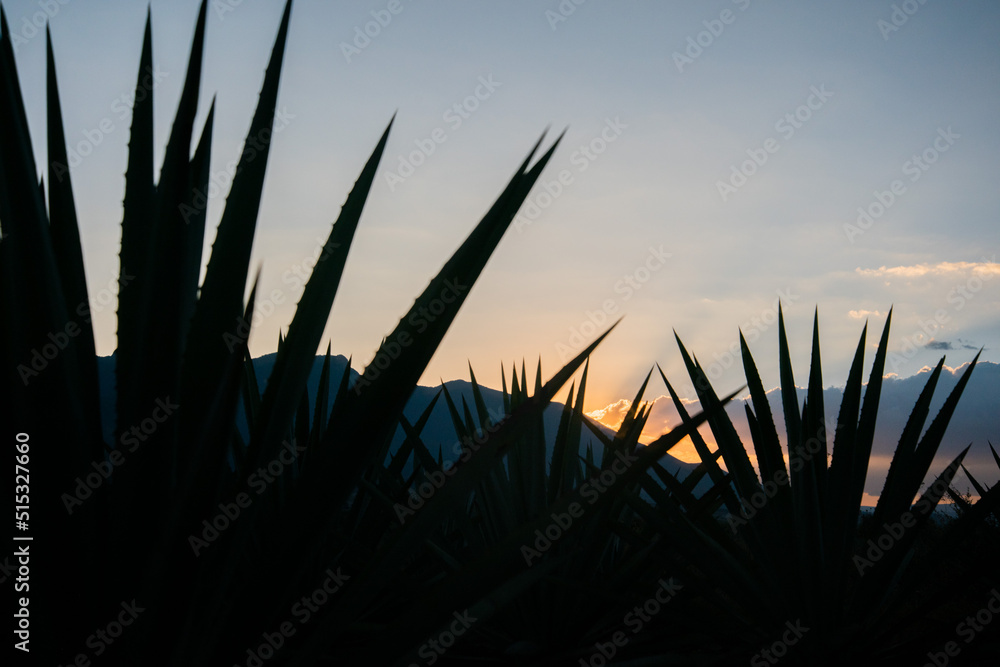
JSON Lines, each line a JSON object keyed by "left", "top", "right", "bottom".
{"left": 958, "top": 463, "right": 988, "bottom": 498}
{"left": 115, "top": 8, "right": 156, "bottom": 429}
{"left": 284, "top": 323, "right": 617, "bottom": 664}
{"left": 855, "top": 446, "right": 971, "bottom": 620}
{"left": 440, "top": 381, "right": 472, "bottom": 440}
{"left": 388, "top": 392, "right": 441, "bottom": 479}
{"left": 656, "top": 364, "right": 738, "bottom": 512}
{"left": 0, "top": 8, "right": 69, "bottom": 347}
{"left": 247, "top": 116, "right": 392, "bottom": 471}
{"left": 776, "top": 305, "right": 802, "bottom": 472}
{"left": 843, "top": 310, "right": 892, "bottom": 535}
{"left": 107, "top": 3, "right": 209, "bottom": 615}
{"left": 354, "top": 384, "right": 748, "bottom": 667}
{"left": 500, "top": 362, "right": 511, "bottom": 413}
{"left": 143, "top": 0, "right": 207, "bottom": 396}
{"left": 674, "top": 333, "right": 761, "bottom": 499}
{"left": 739, "top": 331, "right": 788, "bottom": 498}
{"left": 178, "top": 100, "right": 215, "bottom": 340}
{"left": 871, "top": 357, "right": 943, "bottom": 528}
{"left": 241, "top": 344, "right": 263, "bottom": 438}
{"left": 604, "top": 367, "right": 652, "bottom": 464}
{"left": 803, "top": 309, "right": 828, "bottom": 495}
{"left": 301, "top": 133, "right": 565, "bottom": 518}
{"left": 45, "top": 27, "right": 104, "bottom": 460}
{"left": 308, "top": 342, "right": 333, "bottom": 453}
{"left": 874, "top": 351, "right": 981, "bottom": 533}
{"left": 1, "top": 12, "right": 96, "bottom": 660}
{"left": 904, "top": 351, "right": 981, "bottom": 501}
{"left": 159, "top": 277, "right": 264, "bottom": 665}
{"left": 548, "top": 381, "right": 577, "bottom": 503}
{"left": 181, "top": 0, "right": 292, "bottom": 442}
{"left": 827, "top": 322, "right": 868, "bottom": 521}
{"left": 460, "top": 394, "right": 478, "bottom": 436}
{"left": 468, "top": 362, "right": 494, "bottom": 430}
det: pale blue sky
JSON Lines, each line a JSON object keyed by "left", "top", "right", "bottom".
{"left": 7, "top": 0, "right": 998, "bottom": 413}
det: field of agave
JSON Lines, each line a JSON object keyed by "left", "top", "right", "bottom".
{"left": 3, "top": 1, "right": 998, "bottom": 665}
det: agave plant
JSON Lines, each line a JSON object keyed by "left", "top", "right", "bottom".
{"left": 622, "top": 308, "right": 1000, "bottom": 665}
{"left": 5, "top": 1, "right": 997, "bottom": 665}
{"left": 2, "top": 2, "right": 734, "bottom": 665}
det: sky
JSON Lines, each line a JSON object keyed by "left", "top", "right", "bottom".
{"left": 6, "top": 0, "right": 998, "bottom": 471}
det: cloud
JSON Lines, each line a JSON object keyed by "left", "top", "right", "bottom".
{"left": 586, "top": 399, "right": 633, "bottom": 430}
{"left": 925, "top": 338, "right": 982, "bottom": 351}
{"left": 848, "top": 309, "right": 883, "bottom": 319}
{"left": 855, "top": 260, "right": 999, "bottom": 280}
